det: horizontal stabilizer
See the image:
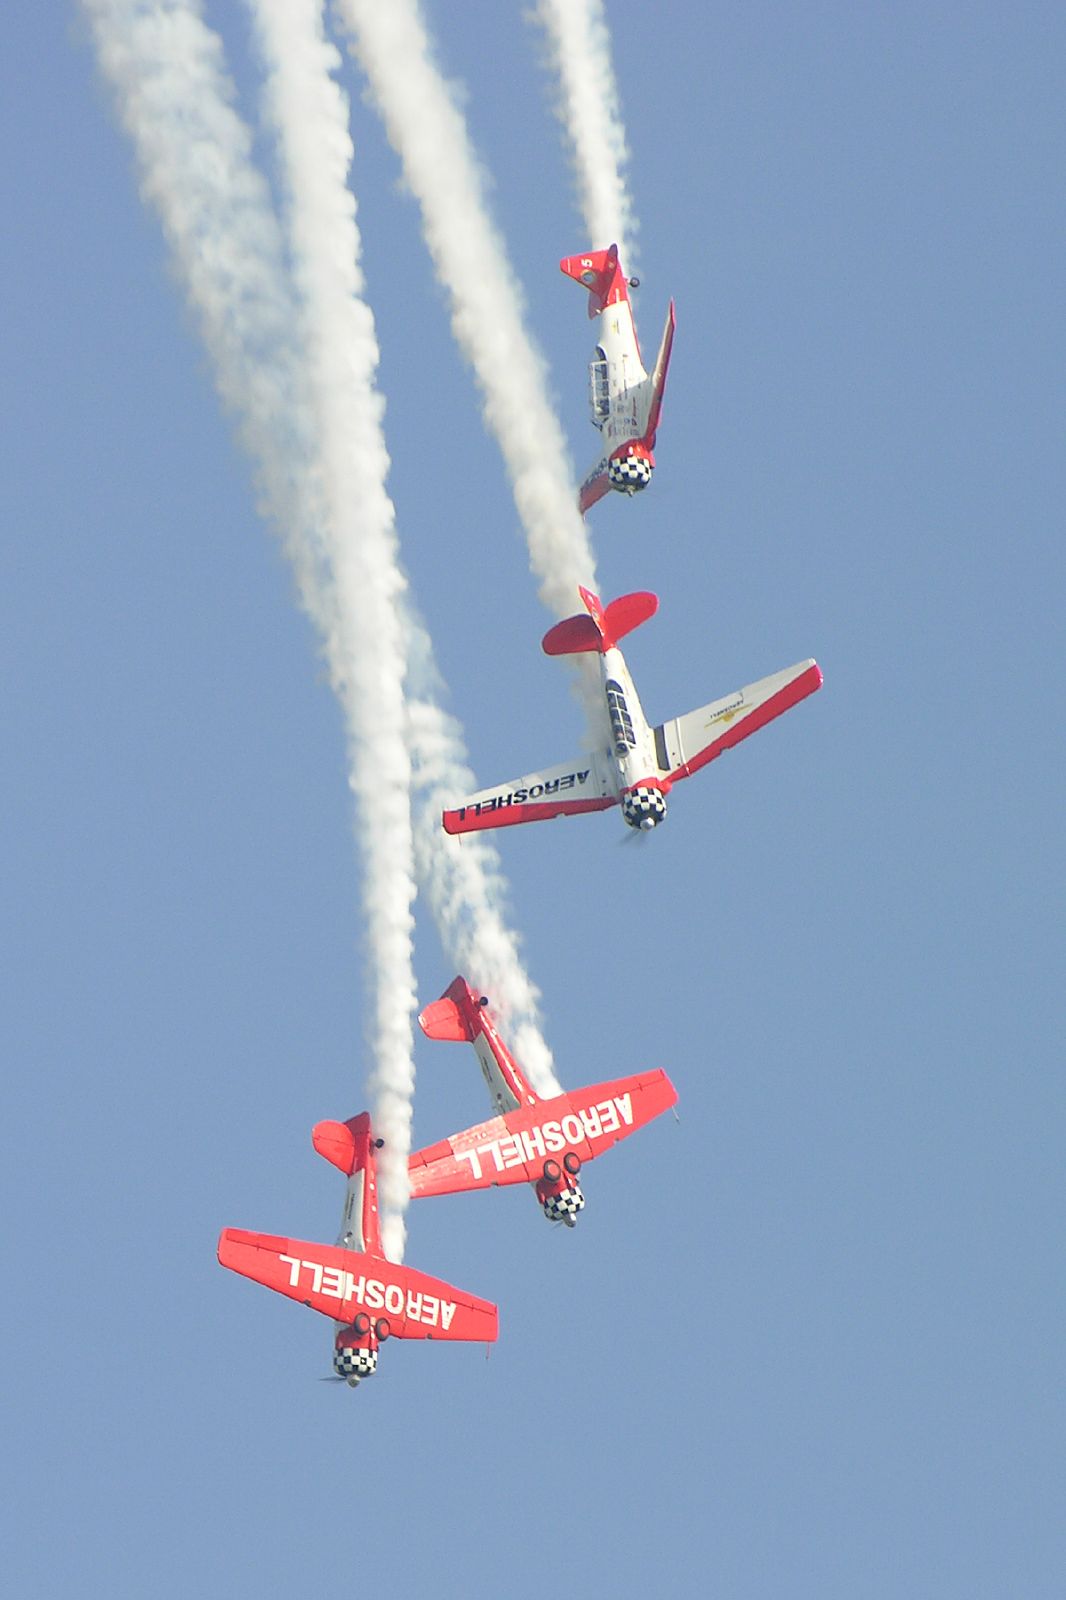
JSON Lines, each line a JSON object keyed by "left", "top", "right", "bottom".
{"left": 311, "top": 1111, "right": 370, "bottom": 1178}
{"left": 559, "top": 244, "right": 627, "bottom": 316}
{"left": 217, "top": 1228, "right": 498, "bottom": 1342}
{"left": 419, "top": 989, "right": 474, "bottom": 1044}
{"left": 600, "top": 591, "right": 658, "bottom": 648}
{"left": 542, "top": 613, "right": 602, "bottom": 656}
{"left": 542, "top": 589, "right": 658, "bottom": 656}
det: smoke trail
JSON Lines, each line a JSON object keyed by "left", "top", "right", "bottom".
{"left": 333, "top": 0, "right": 599, "bottom": 623}
{"left": 82, "top": 0, "right": 324, "bottom": 602}
{"left": 531, "top": 0, "right": 638, "bottom": 274}
{"left": 404, "top": 614, "right": 561, "bottom": 1096}
{"left": 85, "top": 0, "right": 561, "bottom": 1231}
{"left": 83, "top": 0, "right": 419, "bottom": 1255}
{"left": 249, "top": 0, "right": 421, "bottom": 1255}
{"left": 250, "top": 0, "right": 561, "bottom": 1099}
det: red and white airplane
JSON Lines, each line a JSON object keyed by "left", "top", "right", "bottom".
{"left": 561, "top": 244, "right": 675, "bottom": 514}
{"left": 409, "top": 977, "right": 677, "bottom": 1226}
{"left": 442, "top": 586, "right": 822, "bottom": 835}
{"left": 218, "top": 1111, "right": 497, "bottom": 1388}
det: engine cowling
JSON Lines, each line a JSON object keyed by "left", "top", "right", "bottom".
{"left": 541, "top": 1181, "right": 585, "bottom": 1225}
{"left": 608, "top": 444, "right": 654, "bottom": 494}
{"left": 536, "top": 1157, "right": 586, "bottom": 1226}
{"left": 620, "top": 782, "right": 668, "bottom": 830}
{"left": 334, "top": 1323, "right": 378, "bottom": 1384}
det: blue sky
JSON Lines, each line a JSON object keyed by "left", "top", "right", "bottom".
{"left": 5, "top": 2, "right": 1064, "bottom": 1595}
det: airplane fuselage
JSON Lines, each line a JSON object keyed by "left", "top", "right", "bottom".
{"left": 589, "top": 297, "right": 653, "bottom": 454}
{"left": 431, "top": 980, "right": 586, "bottom": 1225}
{"left": 596, "top": 643, "right": 669, "bottom": 830}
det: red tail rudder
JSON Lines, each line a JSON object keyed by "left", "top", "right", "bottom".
{"left": 559, "top": 245, "right": 628, "bottom": 317}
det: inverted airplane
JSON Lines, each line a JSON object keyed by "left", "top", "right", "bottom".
{"left": 442, "top": 586, "right": 822, "bottom": 835}
{"left": 218, "top": 1111, "right": 497, "bottom": 1388}
{"left": 560, "top": 244, "right": 675, "bottom": 514}
{"left": 409, "top": 977, "right": 677, "bottom": 1226}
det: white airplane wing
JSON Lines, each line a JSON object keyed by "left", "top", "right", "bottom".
{"left": 654, "top": 660, "right": 822, "bottom": 782}
{"left": 442, "top": 751, "right": 616, "bottom": 834}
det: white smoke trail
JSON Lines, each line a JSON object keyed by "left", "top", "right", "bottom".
{"left": 82, "top": 0, "right": 420, "bottom": 1255}
{"left": 531, "top": 0, "right": 638, "bottom": 274}
{"left": 85, "top": 0, "right": 561, "bottom": 1241}
{"left": 249, "top": 0, "right": 420, "bottom": 1255}
{"left": 404, "top": 615, "right": 561, "bottom": 1096}
{"left": 333, "top": 0, "right": 599, "bottom": 623}
{"left": 249, "top": 0, "right": 561, "bottom": 1100}
{"left": 82, "top": 0, "right": 324, "bottom": 603}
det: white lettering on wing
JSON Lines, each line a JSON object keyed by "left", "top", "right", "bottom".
{"left": 276, "top": 1257, "right": 458, "bottom": 1330}
{"left": 579, "top": 1105, "right": 603, "bottom": 1140}
{"left": 561, "top": 1113, "right": 584, "bottom": 1145}
{"left": 320, "top": 1265, "right": 345, "bottom": 1299}
{"left": 501, "top": 1134, "right": 525, "bottom": 1171}
{"left": 521, "top": 1125, "right": 546, "bottom": 1162}
{"left": 437, "top": 1091, "right": 643, "bottom": 1197}
{"left": 598, "top": 1099, "right": 619, "bottom": 1134}
{"left": 456, "top": 1147, "right": 483, "bottom": 1181}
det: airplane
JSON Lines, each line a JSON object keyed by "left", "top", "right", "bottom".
{"left": 560, "top": 244, "right": 675, "bottom": 514}
{"left": 441, "top": 586, "right": 822, "bottom": 835}
{"left": 408, "top": 976, "right": 678, "bottom": 1226}
{"left": 217, "top": 1111, "right": 498, "bottom": 1388}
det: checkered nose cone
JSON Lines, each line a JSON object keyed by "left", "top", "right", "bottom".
{"left": 621, "top": 785, "right": 668, "bottom": 829}
{"left": 334, "top": 1342, "right": 378, "bottom": 1379}
{"left": 543, "top": 1182, "right": 586, "bottom": 1223}
{"left": 608, "top": 451, "right": 653, "bottom": 491}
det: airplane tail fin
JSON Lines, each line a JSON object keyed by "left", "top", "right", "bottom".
{"left": 542, "top": 588, "right": 659, "bottom": 656}
{"left": 418, "top": 977, "right": 479, "bottom": 1043}
{"left": 559, "top": 244, "right": 628, "bottom": 316}
{"left": 644, "top": 299, "right": 676, "bottom": 444}
{"left": 311, "top": 1111, "right": 382, "bottom": 1254}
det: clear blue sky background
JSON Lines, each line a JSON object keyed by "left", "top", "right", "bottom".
{"left": 4, "top": 2, "right": 1064, "bottom": 1595}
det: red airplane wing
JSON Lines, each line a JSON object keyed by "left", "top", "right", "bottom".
{"left": 217, "top": 1229, "right": 498, "bottom": 1342}
{"left": 408, "top": 1069, "right": 677, "bottom": 1197}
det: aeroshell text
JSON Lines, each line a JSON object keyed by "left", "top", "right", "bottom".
{"left": 277, "top": 1255, "right": 456, "bottom": 1330}
{"left": 454, "top": 1093, "right": 635, "bottom": 1181}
